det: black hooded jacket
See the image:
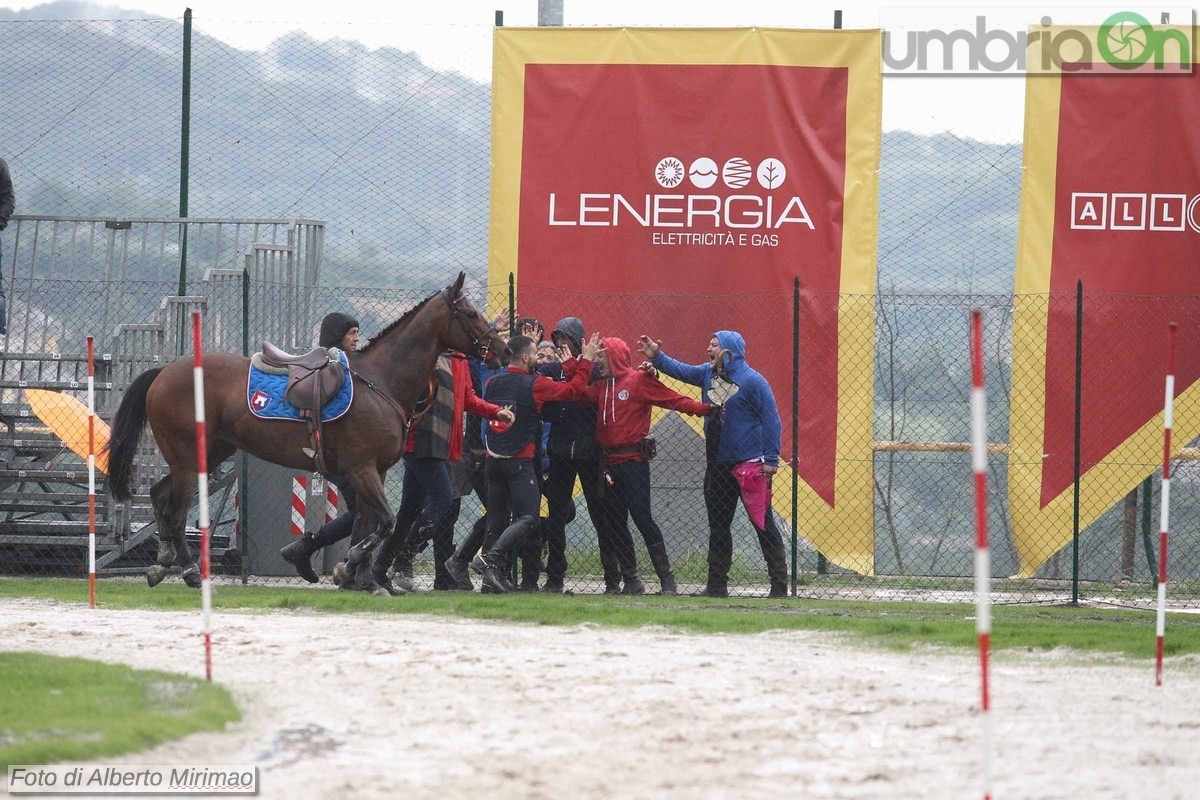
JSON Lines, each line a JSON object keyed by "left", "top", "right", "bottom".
{"left": 540, "top": 317, "right": 599, "bottom": 453}
{"left": 319, "top": 312, "right": 359, "bottom": 349}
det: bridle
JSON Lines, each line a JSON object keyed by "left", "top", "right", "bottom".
{"left": 441, "top": 289, "right": 498, "bottom": 361}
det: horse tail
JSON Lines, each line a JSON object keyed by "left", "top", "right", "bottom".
{"left": 105, "top": 367, "right": 163, "bottom": 502}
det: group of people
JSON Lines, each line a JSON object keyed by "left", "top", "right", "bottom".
{"left": 280, "top": 309, "right": 789, "bottom": 598}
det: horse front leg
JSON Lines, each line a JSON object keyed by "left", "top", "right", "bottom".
{"left": 335, "top": 469, "right": 392, "bottom": 593}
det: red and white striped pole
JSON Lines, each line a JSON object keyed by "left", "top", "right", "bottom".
{"left": 970, "top": 309, "right": 992, "bottom": 800}
{"left": 291, "top": 476, "right": 308, "bottom": 537}
{"left": 1156, "top": 322, "right": 1177, "bottom": 687}
{"left": 87, "top": 336, "right": 96, "bottom": 609}
{"left": 192, "top": 311, "right": 213, "bottom": 682}
{"left": 326, "top": 482, "right": 339, "bottom": 525}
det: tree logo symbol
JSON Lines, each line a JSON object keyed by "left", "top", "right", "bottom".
{"left": 655, "top": 157, "right": 685, "bottom": 188}
{"left": 756, "top": 158, "right": 787, "bottom": 190}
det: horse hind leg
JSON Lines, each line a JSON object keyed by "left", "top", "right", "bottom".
{"left": 146, "top": 475, "right": 177, "bottom": 588}
{"left": 147, "top": 470, "right": 202, "bottom": 588}
{"left": 173, "top": 444, "right": 238, "bottom": 589}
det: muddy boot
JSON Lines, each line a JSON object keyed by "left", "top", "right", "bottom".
{"left": 472, "top": 554, "right": 512, "bottom": 594}
{"left": 647, "top": 543, "right": 677, "bottom": 595}
{"left": 443, "top": 554, "right": 474, "bottom": 591}
{"left": 621, "top": 575, "right": 646, "bottom": 595}
{"left": 390, "top": 554, "right": 416, "bottom": 593}
{"left": 370, "top": 544, "right": 408, "bottom": 597}
{"left": 764, "top": 538, "right": 790, "bottom": 599}
{"left": 280, "top": 531, "right": 321, "bottom": 583}
{"left": 599, "top": 548, "right": 622, "bottom": 594}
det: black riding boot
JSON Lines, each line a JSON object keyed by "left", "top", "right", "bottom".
{"left": 391, "top": 513, "right": 437, "bottom": 592}
{"left": 445, "top": 516, "right": 487, "bottom": 591}
{"left": 763, "top": 538, "right": 789, "bottom": 599}
{"left": 473, "top": 515, "right": 536, "bottom": 594}
{"left": 518, "top": 525, "right": 544, "bottom": 591}
{"left": 280, "top": 531, "right": 321, "bottom": 583}
{"left": 646, "top": 543, "right": 677, "bottom": 596}
{"left": 369, "top": 531, "right": 408, "bottom": 597}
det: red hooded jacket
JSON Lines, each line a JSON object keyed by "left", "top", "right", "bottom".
{"left": 582, "top": 338, "right": 711, "bottom": 464}
{"left": 406, "top": 351, "right": 501, "bottom": 461}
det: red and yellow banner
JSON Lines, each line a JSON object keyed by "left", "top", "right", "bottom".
{"left": 1010, "top": 29, "right": 1200, "bottom": 576}
{"left": 489, "top": 28, "right": 881, "bottom": 573}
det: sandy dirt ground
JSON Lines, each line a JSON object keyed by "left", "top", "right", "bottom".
{"left": 2, "top": 598, "right": 1198, "bottom": 799}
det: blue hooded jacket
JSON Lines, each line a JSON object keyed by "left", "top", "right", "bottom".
{"left": 651, "top": 330, "right": 782, "bottom": 466}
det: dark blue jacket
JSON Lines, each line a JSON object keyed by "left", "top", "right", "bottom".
{"left": 541, "top": 317, "right": 598, "bottom": 452}
{"left": 652, "top": 330, "right": 782, "bottom": 466}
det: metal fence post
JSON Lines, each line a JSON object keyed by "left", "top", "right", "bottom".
{"left": 791, "top": 278, "right": 800, "bottom": 596}
{"left": 1071, "top": 280, "right": 1083, "bottom": 604}
{"left": 240, "top": 266, "right": 250, "bottom": 583}
{"left": 177, "top": 7, "right": 192, "bottom": 297}
{"left": 508, "top": 270, "right": 517, "bottom": 586}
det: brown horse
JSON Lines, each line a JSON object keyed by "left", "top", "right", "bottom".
{"left": 104, "top": 272, "right": 507, "bottom": 588}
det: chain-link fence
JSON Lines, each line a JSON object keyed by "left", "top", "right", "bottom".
{"left": 0, "top": 14, "right": 1196, "bottom": 605}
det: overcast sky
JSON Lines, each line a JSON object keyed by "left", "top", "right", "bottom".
{"left": 5, "top": 0, "right": 1172, "bottom": 144}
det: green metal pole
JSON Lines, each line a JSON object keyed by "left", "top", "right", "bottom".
{"left": 1071, "top": 280, "right": 1083, "bottom": 604}
{"left": 1141, "top": 475, "right": 1157, "bottom": 583}
{"left": 834, "top": 9, "right": 842, "bottom": 28}
{"left": 177, "top": 8, "right": 191, "bottom": 298}
{"left": 790, "top": 278, "right": 800, "bottom": 596}
{"left": 240, "top": 267, "right": 250, "bottom": 583}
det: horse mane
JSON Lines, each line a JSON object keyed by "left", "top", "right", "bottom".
{"left": 359, "top": 291, "right": 438, "bottom": 353}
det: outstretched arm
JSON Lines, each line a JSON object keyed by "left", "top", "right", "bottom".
{"left": 641, "top": 374, "right": 712, "bottom": 417}
{"left": 639, "top": 334, "right": 708, "bottom": 387}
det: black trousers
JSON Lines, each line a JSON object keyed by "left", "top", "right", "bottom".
{"left": 483, "top": 457, "right": 541, "bottom": 565}
{"left": 310, "top": 472, "right": 357, "bottom": 551}
{"left": 705, "top": 462, "right": 789, "bottom": 590}
{"left": 388, "top": 455, "right": 457, "bottom": 585}
{"left": 452, "top": 460, "right": 493, "bottom": 560}
{"left": 529, "top": 455, "right": 613, "bottom": 583}
{"left": 603, "top": 460, "right": 665, "bottom": 552}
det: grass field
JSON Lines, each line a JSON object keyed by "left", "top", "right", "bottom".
{"left": 5, "top": 577, "right": 1200, "bottom": 659}
{"left": 0, "top": 652, "right": 239, "bottom": 770}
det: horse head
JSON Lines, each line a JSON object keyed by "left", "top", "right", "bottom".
{"left": 440, "top": 271, "right": 509, "bottom": 366}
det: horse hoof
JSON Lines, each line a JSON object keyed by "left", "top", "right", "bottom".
{"left": 332, "top": 561, "right": 349, "bottom": 587}
{"left": 182, "top": 569, "right": 202, "bottom": 589}
{"left": 146, "top": 565, "right": 169, "bottom": 587}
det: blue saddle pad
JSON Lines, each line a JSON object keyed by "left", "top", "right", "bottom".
{"left": 246, "top": 351, "right": 353, "bottom": 422}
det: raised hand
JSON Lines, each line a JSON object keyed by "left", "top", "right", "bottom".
{"left": 636, "top": 361, "right": 659, "bottom": 378}
{"left": 637, "top": 334, "right": 662, "bottom": 358}
{"left": 581, "top": 332, "right": 604, "bottom": 362}
{"left": 558, "top": 344, "right": 574, "bottom": 363}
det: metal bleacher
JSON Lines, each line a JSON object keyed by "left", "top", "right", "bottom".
{"left": 0, "top": 215, "right": 323, "bottom": 577}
